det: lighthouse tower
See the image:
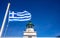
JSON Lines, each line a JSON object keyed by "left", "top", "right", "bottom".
{"left": 23, "top": 21, "right": 37, "bottom": 38}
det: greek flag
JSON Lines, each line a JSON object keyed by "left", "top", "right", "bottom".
{"left": 8, "top": 11, "right": 31, "bottom": 21}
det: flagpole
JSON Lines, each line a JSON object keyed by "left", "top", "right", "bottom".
{"left": 0, "top": 3, "right": 10, "bottom": 37}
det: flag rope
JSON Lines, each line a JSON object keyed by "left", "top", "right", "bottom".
{"left": 4, "top": 22, "right": 9, "bottom": 37}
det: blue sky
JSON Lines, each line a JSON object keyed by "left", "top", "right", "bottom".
{"left": 0, "top": 0, "right": 60, "bottom": 37}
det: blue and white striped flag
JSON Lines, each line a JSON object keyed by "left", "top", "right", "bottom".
{"left": 8, "top": 11, "right": 31, "bottom": 21}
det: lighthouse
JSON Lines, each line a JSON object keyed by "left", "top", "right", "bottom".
{"left": 23, "top": 21, "right": 37, "bottom": 38}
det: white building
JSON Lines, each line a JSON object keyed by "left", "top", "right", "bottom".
{"left": 23, "top": 21, "right": 37, "bottom": 38}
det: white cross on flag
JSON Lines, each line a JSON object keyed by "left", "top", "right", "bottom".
{"left": 8, "top": 10, "right": 31, "bottom": 21}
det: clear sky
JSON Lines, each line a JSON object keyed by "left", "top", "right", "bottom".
{"left": 0, "top": 0, "right": 60, "bottom": 37}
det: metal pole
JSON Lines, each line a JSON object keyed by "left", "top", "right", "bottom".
{"left": 0, "top": 3, "right": 10, "bottom": 37}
